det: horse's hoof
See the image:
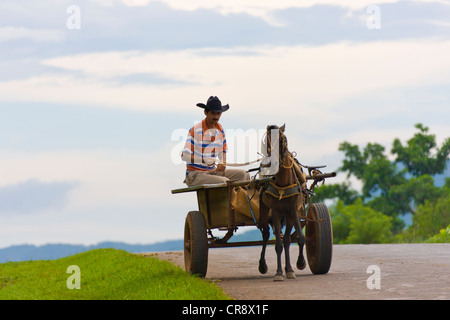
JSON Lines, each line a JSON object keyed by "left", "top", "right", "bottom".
{"left": 273, "top": 274, "right": 284, "bottom": 282}
{"left": 286, "top": 271, "right": 296, "bottom": 279}
{"left": 297, "top": 258, "right": 306, "bottom": 270}
{"left": 258, "top": 263, "right": 268, "bottom": 274}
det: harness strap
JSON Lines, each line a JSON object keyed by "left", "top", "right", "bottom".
{"left": 265, "top": 182, "right": 302, "bottom": 200}
{"left": 245, "top": 188, "right": 259, "bottom": 227}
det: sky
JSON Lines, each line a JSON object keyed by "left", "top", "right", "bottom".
{"left": 0, "top": 0, "right": 449, "bottom": 248}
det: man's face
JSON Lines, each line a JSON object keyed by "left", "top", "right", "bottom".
{"left": 205, "top": 110, "right": 222, "bottom": 125}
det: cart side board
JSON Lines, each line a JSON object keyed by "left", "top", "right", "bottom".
{"left": 171, "top": 177, "right": 275, "bottom": 229}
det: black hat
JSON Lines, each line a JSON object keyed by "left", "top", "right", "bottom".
{"left": 196, "top": 96, "right": 229, "bottom": 113}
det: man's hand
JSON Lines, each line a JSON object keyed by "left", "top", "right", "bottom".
{"left": 203, "top": 157, "right": 216, "bottom": 166}
{"left": 216, "top": 164, "right": 226, "bottom": 172}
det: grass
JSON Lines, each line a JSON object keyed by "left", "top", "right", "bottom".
{"left": 0, "top": 249, "right": 231, "bottom": 300}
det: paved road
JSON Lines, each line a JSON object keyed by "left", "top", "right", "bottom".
{"left": 151, "top": 243, "right": 450, "bottom": 300}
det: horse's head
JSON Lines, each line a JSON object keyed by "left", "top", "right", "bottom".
{"left": 261, "top": 124, "right": 288, "bottom": 175}
{"left": 265, "top": 123, "right": 288, "bottom": 160}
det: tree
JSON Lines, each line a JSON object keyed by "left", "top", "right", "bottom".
{"left": 314, "top": 123, "right": 450, "bottom": 236}
{"left": 339, "top": 142, "right": 405, "bottom": 199}
{"left": 337, "top": 141, "right": 406, "bottom": 231}
{"left": 391, "top": 123, "right": 450, "bottom": 176}
{"left": 312, "top": 181, "right": 359, "bottom": 205}
{"left": 387, "top": 175, "right": 442, "bottom": 214}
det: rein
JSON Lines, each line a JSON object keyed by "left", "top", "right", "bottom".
{"left": 223, "top": 158, "right": 262, "bottom": 167}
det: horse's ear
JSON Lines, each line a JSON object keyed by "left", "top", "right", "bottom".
{"left": 280, "top": 123, "right": 286, "bottom": 133}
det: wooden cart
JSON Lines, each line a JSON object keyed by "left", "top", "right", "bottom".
{"left": 171, "top": 173, "right": 335, "bottom": 278}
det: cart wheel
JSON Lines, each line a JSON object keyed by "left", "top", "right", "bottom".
{"left": 306, "top": 203, "right": 333, "bottom": 274}
{"left": 184, "top": 211, "right": 208, "bottom": 277}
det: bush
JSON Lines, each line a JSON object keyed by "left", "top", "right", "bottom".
{"left": 410, "top": 193, "right": 450, "bottom": 240}
{"left": 425, "top": 225, "right": 450, "bottom": 243}
{"left": 330, "top": 199, "right": 393, "bottom": 244}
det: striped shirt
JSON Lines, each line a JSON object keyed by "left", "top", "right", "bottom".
{"left": 182, "top": 119, "right": 227, "bottom": 174}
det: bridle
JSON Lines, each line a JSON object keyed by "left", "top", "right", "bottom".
{"left": 261, "top": 126, "right": 302, "bottom": 201}
{"left": 262, "top": 127, "right": 294, "bottom": 171}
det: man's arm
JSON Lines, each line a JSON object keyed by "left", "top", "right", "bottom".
{"left": 181, "top": 151, "right": 216, "bottom": 166}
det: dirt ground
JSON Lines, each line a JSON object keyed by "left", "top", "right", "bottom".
{"left": 145, "top": 243, "right": 450, "bottom": 300}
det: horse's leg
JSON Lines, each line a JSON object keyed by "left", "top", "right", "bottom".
{"left": 258, "top": 223, "right": 270, "bottom": 274}
{"left": 258, "top": 204, "right": 270, "bottom": 274}
{"left": 293, "top": 212, "right": 306, "bottom": 270}
{"left": 272, "top": 213, "right": 284, "bottom": 281}
{"left": 284, "top": 217, "right": 296, "bottom": 279}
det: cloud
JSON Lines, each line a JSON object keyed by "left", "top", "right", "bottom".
{"left": 0, "top": 146, "right": 186, "bottom": 208}
{"left": 1, "top": 39, "right": 449, "bottom": 118}
{"left": 0, "top": 26, "right": 65, "bottom": 43}
{"left": 2, "top": 0, "right": 450, "bottom": 62}
{"left": 0, "top": 179, "right": 79, "bottom": 215}
{"left": 116, "top": 0, "right": 450, "bottom": 28}
{"left": 0, "top": 102, "right": 168, "bottom": 151}
{"left": 0, "top": 146, "right": 193, "bottom": 246}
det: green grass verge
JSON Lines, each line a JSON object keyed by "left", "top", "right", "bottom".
{"left": 0, "top": 248, "right": 231, "bottom": 300}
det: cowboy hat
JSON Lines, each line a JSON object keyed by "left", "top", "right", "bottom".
{"left": 196, "top": 96, "right": 229, "bottom": 112}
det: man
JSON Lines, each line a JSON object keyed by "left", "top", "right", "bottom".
{"left": 181, "top": 96, "right": 250, "bottom": 186}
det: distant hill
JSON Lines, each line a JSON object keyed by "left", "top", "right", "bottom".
{"left": 0, "top": 240, "right": 184, "bottom": 263}
{"left": 0, "top": 228, "right": 263, "bottom": 263}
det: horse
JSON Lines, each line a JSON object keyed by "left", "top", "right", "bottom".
{"left": 258, "top": 124, "right": 306, "bottom": 281}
